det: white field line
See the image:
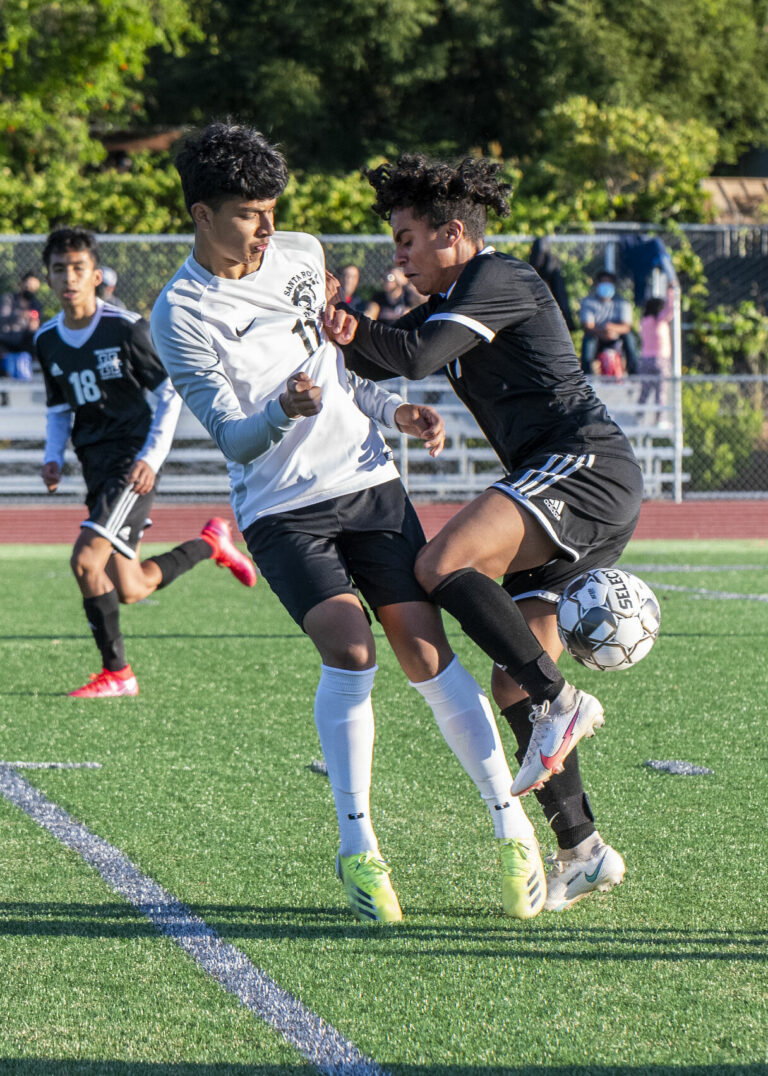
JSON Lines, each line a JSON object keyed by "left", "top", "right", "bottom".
{"left": 0, "top": 763, "right": 388, "bottom": 1076}
{"left": 623, "top": 564, "right": 768, "bottom": 602}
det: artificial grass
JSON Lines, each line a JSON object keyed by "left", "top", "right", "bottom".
{"left": 0, "top": 541, "right": 766, "bottom": 1074}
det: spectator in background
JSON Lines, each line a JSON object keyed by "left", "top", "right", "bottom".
{"left": 0, "top": 272, "right": 42, "bottom": 377}
{"left": 337, "top": 263, "right": 367, "bottom": 312}
{"left": 366, "top": 267, "right": 417, "bottom": 322}
{"left": 637, "top": 285, "right": 676, "bottom": 427}
{"left": 527, "top": 238, "right": 574, "bottom": 331}
{"left": 97, "top": 266, "right": 127, "bottom": 309}
{"left": 579, "top": 270, "right": 638, "bottom": 376}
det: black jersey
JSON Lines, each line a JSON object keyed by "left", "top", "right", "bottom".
{"left": 345, "top": 249, "right": 635, "bottom": 472}
{"left": 34, "top": 301, "right": 168, "bottom": 456}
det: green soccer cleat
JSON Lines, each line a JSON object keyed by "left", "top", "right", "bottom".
{"left": 335, "top": 850, "right": 403, "bottom": 924}
{"left": 498, "top": 837, "right": 546, "bottom": 919}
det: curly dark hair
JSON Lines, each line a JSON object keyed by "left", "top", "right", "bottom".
{"left": 364, "top": 154, "right": 511, "bottom": 241}
{"left": 174, "top": 121, "right": 289, "bottom": 213}
{"left": 42, "top": 227, "right": 99, "bottom": 269}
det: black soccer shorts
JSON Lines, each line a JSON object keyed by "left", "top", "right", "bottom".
{"left": 78, "top": 439, "right": 154, "bottom": 559}
{"left": 242, "top": 478, "right": 429, "bottom": 627}
{"left": 492, "top": 449, "right": 644, "bottom": 604}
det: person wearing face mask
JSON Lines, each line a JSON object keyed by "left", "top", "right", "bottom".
{"left": 578, "top": 271, "right": 638, "bottom": 376}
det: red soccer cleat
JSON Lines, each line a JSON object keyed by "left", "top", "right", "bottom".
{"left": 200, "top": 517, "right": 257, "bottom": 587}
{"left": 68, "top": 666, "right": 139, "bottom": 698}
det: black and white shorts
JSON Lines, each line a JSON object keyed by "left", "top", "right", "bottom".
{"left": 493, "top": 450, "right": 644, "bottom": 604}
{"left": 78, "top": 440, "right": 154, "bottom": 559}
{"left": 242, "top": 479, "right": 428, "bottom": 627}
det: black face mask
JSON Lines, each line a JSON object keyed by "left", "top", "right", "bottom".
{"left": 21, "top": 289, "right": 35, "bottom": 301}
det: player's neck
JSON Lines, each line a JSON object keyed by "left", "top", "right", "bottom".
{"left": 61, "top": 296, "right": 98, "bottom": 329}
{"left": 193, "top": 240, "right": 265, "bottom": 280}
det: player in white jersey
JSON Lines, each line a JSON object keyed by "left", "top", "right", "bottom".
{"left": 35, "top": 227, "right": 258, "bottom": 698}
{"left": 151, "top": 121, "right": 547, "bottom": 924}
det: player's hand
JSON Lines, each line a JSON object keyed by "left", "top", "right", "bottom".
{"left": 323, "top": 303, "right": 358, "bottom": 346}
{"left": 41, "top": 461, "right": 61, "bottom": 493}
{"left": 394, "top": 404, "right": 445, "bottom": 458}
{"left": 280, "top": 372, "right": 323, "bottom": 418}
{"left": 325, "top": 271, "right": 343, "bottom": 306}
{"left": 129, "top": 458, "right": 156, "bottom": 495}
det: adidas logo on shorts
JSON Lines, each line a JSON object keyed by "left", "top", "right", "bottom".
{"left": 543, "top": 497, "right": 564, "bottom": 520}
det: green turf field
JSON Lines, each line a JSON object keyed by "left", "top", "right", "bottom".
{"left": 1, "top": 539, "right": 766, "bottom": 1075}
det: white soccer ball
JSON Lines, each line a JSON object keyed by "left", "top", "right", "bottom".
{"left": 556, "top": 568, "right": 661, "bottom": 672}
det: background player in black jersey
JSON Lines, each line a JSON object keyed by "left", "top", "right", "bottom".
{"left": 35, "top": 227, "right": 257, "bottom": 698}
{"left": 329, "top": 155, "right": 644, "bottom": 911}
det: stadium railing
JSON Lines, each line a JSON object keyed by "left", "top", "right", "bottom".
{"left": 0, "top": 375, "right": 692, "bottom": 501}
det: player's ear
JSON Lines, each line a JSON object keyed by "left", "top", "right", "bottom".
{"left": 191, "top": 202, "right": 213, "bottom": 229}
{"left": 443, "top": 219, "right": 464, "bottom": 247}
{"left": 94, "top": 267, "right": 103, "bottom": 289}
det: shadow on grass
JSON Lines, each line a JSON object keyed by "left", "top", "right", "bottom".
{"left": 0, "top": 1061, "right": 766, "bottom": 1075}
{"left": 0, "top": 903, "right": 766, "bottom": 963}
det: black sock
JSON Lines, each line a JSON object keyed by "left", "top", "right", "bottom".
{"left": 146, "top": 538, "right": 212, "bottom": 590}
{"left": 501, "top": 700, "right": 596, "bottom": 850}
{"left": 83, "top": 591, "right": 126, "bottom": 672}
{"left": 430, "top": 568, "right": 565, "bottom": 703}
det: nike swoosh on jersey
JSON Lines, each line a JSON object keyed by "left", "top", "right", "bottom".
{"left": 235, "top": 318, "right": 258, "bottom": 337}
{"left": 539, "top": 709, "right": 580, "bottom": 771}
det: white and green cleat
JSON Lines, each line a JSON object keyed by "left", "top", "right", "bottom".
{"left": 544, "top": 835, "right": 625, "bottom": 911}
{"left": 498, "top": 837, "right": 546, "bottom": 919}
{"left": 336, "top": 850, "right": 403, "bottom": 924}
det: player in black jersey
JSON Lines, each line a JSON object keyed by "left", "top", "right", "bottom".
{"left": 35, "top": 227, "right": 257, "bottom": 698}
{"left": 329, "top": 154, "right": 644, "bottom": 910}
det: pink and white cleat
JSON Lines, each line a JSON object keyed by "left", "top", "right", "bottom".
{"left": 68, "top": 666, "right": 139, "bottom": 698}
{"left": 200, "top": 517, "right": 257, "bottom": 587}
{"left": 511, "top": 684, "right": 604, "bottom": 796}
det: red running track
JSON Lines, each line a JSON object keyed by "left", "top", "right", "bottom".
{"left": 1, "top": 499, "right": 766, "bottom": 544}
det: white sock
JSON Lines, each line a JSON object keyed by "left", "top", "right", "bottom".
{"left": 314, "top": 664, "right": 379, "bottom": 857}
{"left": 411, "top": 656, "right": 534, "bottom": 840}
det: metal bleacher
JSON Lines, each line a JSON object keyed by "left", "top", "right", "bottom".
{"left": 0, "top": 375, "right": 689, "bottom": 501}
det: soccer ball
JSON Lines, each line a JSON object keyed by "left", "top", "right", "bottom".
{"left": 556, "top": 568, "right": 661, "bottom": 672}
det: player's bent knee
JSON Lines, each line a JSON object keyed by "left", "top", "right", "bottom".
{"left": 414, "top": 541, "right": 461, "bottom": 594}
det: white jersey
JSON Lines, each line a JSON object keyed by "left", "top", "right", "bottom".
{"left": 151, "top": 231, "right": 402, "bottom": 530}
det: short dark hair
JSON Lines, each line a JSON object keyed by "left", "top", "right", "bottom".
{"left": 364, "top": 154, "right": 511, "bottom": 242}
{"left": 174, "top": 121, "right": 289, "bottom": 213}
{"left": 42, "top": 227, "right": 99, "bottom": 270}
{"left": 596, "top": 270, "right": 617, "bottom": 283}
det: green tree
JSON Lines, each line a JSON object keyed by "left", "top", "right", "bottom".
{"left": 515, "top": 97, "right": 719, "bottom": 225}
{"left": 0, "top": 0, "right": 197, "bottom": 234}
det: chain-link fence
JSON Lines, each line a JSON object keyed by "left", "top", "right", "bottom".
{"left": 2, "top": 228, "right": 768, "bottom": 500}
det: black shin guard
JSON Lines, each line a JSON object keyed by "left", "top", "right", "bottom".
{"left": 83, "top": 591, "right": 126, "bottom": 672}
{"left": 146, "top": 538, "right": 212, "bottom": 590}
{"left": 430, "top": 568, "right": 565, "bottom": 703}
{"left": 501, "top": 700, "right": 596, "bottom": 850}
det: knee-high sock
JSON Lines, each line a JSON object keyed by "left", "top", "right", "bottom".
{"left": 502, "top": 699, "right": 595, "bottom": 849}
{"left": 314, "top": 664, "right": 379, "bottom": 857}
{"left": 411, "top": 656, "right": 534, "bottom": 840}
{"left": 430, "top": 568, "right": 565, "bottom": 704}
{"left": 83, "top": 591, "right": 125, "bottom": 671}
{"left": 146, "top": 538, "right": 212, "bottom": 589}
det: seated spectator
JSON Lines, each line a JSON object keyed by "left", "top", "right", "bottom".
{"left": 366, "top": 268, "right": 415, "bottom": 322}
{"left": 528, "top": 238, "right": 575, "bottom": 331}
{"left": 0, "top": 272, "right": 42, "bottom": 377}
{"left": 579, "top": 271, "right": 638, "bottom": 375}
{"left": 97, "top": 266, "right": 127, "bottom": 309}
{"left": 337, "top": 263, "right": 368, "bottom": 312}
